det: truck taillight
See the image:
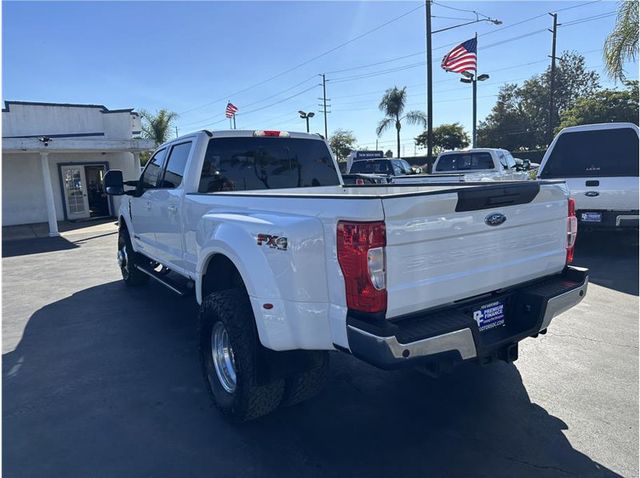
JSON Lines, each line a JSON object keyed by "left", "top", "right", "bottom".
{"left": 566, "top": 198, "right": 578, "bottom": 264}
{"left": 253, "top": 130, "right": 290, "bottom": 137}
{"left": 337, "top": 221, "right": 387, "bottom": 314}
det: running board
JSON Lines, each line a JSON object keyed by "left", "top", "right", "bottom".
{"left": 134, "top": 264, "right": 193, "bottom": 296}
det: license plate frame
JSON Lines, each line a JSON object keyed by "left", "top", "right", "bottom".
{"left": 473, "top": 300, "right": 506, "bottom": 332}
{"left": 581, "top": 212, "right": 602, "bottom": 223}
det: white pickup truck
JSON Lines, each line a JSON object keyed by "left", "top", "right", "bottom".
{"left": 538, "top": 122, "right": 639, "bottom": 230}
{"left": 105, "top": 129, "right": 588, "bottom": 421}
{"left": 430, "top": 148, "right": 531, "bottom": 181}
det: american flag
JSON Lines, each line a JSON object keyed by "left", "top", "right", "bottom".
{"left": 441, "top": 37, "right": 477, "bottom": 74}
{"left": 225, "top": 102, "right": 238, "bottom": 118}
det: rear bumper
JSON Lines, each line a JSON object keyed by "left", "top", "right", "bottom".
{"left": 577, "top": 209, "right": 639, "bottom": 229}
{"left": 347, "top": 266, "right": 588, "bottom": 369}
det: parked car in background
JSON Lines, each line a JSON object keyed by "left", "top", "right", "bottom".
{"left": 432, "top": 148, "right": 530, "bottom": 181}
{"left": 538, "top": 122, "right": 639, "bottom": 230}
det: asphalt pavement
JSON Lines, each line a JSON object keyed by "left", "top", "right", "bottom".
{"left": 2, "top": 227, "right": 638, "bottom": 477}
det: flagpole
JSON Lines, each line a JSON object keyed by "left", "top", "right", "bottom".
{"left": 472, "top": 32, "right": 477, "bottom": 148}
{"left": 233, "top": 114, "right": 236, "bottom": 130}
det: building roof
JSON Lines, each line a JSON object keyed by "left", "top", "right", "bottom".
{"left": 2, "top": 100, "right": 137, "bottom": 115}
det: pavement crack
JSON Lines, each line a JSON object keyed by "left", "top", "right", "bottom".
{"left": 550, "top": 332, "right": 638, "bottom": 350}
{"left": 503, "top": 455, "right": 578, "bottom": 476}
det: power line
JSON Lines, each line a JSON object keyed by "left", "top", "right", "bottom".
{"left": 177, "top": 3, "right": 424, "bottom": 116}
{"left": 179, "top": 75, "right": 318, "bottom": 128}
{"left": 561, "top": 11, "right": 617, "bottom": 27}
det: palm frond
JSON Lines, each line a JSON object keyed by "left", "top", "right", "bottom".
{"left": 403, "top": 110, "right": 427, "bottom": 128}
{"left": 376, "top": 117, "right": 394, "bottom": 137}
{"left": 378, "top": 86, "right": 407, "bottom": 117}
{"left": 604, "top": 0, "right": 639, "bottom": 80}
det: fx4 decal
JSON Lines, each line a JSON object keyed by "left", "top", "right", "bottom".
{"left": 257, "top": 234, "right": 288, "bottom": 251}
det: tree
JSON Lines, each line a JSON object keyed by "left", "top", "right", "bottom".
{"left": 415, "top": 123, "right": 469, "bottom": 153}
{"left": 140, "top": 109, "right": 178, "bottom": 146}
{"left": 559, "top": 80, "right": 639, "bottom": 129}
{"left": 477, "top": 52, "right": 600, "bottom": 150}
{"left": 376, "top": 86, "right": 427, "bottom": 158}
{"left": 604, "top": 1, "right": 639, "bottom": 81}
{"left": 384, "top": 149, "right": 393, "bottom": 158}
{"left": 329, "top": 129, "right": 357, "bottom": 162}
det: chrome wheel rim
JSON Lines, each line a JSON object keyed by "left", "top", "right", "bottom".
{"left": 211, "top": 322, "right": 237, "bottom": 393}
{"left": 118, "top": 242, "right": 129, "bottom": 279}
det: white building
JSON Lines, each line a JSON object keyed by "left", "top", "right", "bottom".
{"left": 2, "top": 101, "right": 154, "bottom": 236}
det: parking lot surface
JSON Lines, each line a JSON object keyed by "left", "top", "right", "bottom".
{"left": 3, "top": 226, "right": 638, "bottom": 477}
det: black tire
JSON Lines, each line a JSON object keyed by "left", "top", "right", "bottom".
{"left": 199, "top": 289, "right": 284, "bottom": 421}
{"left": 117, "top": 227, "right": 149, "bottom": 286}
{"left": 280, "top": 351, "right": 329, "bottom": 408}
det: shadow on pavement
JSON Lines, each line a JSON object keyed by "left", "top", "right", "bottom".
{"left": 573, "top": 231, "right": 639, "bottom": 296}
{"left": 1, "top": 236, "right": 79, "bottom": 258}
{"left": 3, "top": 280, "right": 620, "bottom": 477}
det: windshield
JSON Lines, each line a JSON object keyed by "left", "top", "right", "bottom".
{"left": 540, "top": 128, "right": 639, "bottom": 178}
{"left": 350, "top": 160, "right": 392, "bottom": 174}
{"left": 435, "top": 152, "right": 494, "bottom": 172}
{"left": 198, "top": 137, "right": 340, "bottom": 192}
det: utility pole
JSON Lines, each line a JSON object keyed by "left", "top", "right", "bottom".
{"left": 375, "top": 138, "right": 378, "bottom": 150}
{"left": 425, "top": 0, "right": 434, "bottom": 163}
{"left": 547, "top": 13, "right": 558, "bottom": 144}
{"left": 320, "top": 74, "right": 329, "bottom": 138}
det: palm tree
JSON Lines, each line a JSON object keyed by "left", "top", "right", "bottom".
{"left": 376, "top": 87, "right": 427, "bottom": 158}
{"left": 140, "top": 109, "right": 178, "bottom": 145}
{"left": 604, "top": 1, "right": 639, "bottom": 81}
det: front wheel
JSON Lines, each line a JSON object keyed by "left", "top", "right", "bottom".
{"left": 117, "top": 228, "right": 149, "bottom": 286}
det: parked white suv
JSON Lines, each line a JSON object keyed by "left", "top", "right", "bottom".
{"left": 104, "top": 129, "right": 588, "bottom": 421}
{"left": 538, "top": 123, "right": 639, "bottom": 230}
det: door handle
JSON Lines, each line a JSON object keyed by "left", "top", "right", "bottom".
{"left": 167, "top": 204, "right": 178, "bottom": 214}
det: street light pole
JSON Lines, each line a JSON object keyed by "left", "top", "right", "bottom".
{"left": 298, "top": 110, "right": 315, "bottom": 133}
{"left": 461, "top": 70, "right": 489, "bottom": 148}
{"left": 425, "top": 0, "right": 433, "bottom": 163}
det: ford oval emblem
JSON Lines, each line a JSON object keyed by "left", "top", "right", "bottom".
{"left": 585, "top": 191, "right": 599, "bottom": 197}
{"left": 485, "top": 213, "right": 507, "bottom": 226}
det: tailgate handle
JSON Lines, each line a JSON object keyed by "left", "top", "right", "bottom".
{"left": 585, "top": 180, "right": 599, "bottom": 187}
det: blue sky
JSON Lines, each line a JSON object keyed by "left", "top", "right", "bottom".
{"left": 3, "top": 1, "right": 637, "bottom": 154}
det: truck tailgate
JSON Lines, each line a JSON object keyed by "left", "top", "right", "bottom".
{"left": 382, "top": 183, "right": 568, "bottom": 318}
{"left": 566, "top": 177, "right": 639, "bottom": 211}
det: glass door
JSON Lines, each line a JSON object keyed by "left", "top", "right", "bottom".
{"left": 61, "top": 165, "right": 90, "bottom": 220}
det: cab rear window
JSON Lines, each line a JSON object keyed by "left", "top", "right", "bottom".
{"left": 540, "top": 128, "right": 639, "bottom": 178}
{"left": 435, "top": 153, "right": 494, "bottom": 172}
{"left": 350, "top": 160, "right": 392, "bottom": 174}
{"left": 198, "top": 137, "right": 340, "bottom": 192}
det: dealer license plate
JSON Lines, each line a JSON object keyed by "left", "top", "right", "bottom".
{"left": 581, "top": 212, "right": 602, "bottom": 223}
{"left": 473, "top": 300, "right": 506, "bottom": 332}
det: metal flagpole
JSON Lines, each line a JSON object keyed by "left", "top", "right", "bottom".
{"left": 472, "top": 32, "right": 478, "bottom": 148}
{"left": 233, "top": 115, "right": 237, "bottom": 130}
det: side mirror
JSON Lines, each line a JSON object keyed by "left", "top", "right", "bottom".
{"left": 104, "top": 169, "right": 125, "bottom": 195}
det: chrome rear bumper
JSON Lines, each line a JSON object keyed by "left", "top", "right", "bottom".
{"left": 347, "top": 266, "right": 588, "bottom": 369}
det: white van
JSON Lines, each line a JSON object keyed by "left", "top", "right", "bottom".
{"left": 538, "top": 123, "right": 639, "bottom": 230}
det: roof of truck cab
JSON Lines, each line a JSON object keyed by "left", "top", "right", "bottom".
{"left": 437, "top": 148, "right": 507, "bottom": 157}
{"left": 199, "top": 129, "right": 325, "bottom": 140}
{"left": 557, "top": 122, "right": 639, "bottom": 134}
